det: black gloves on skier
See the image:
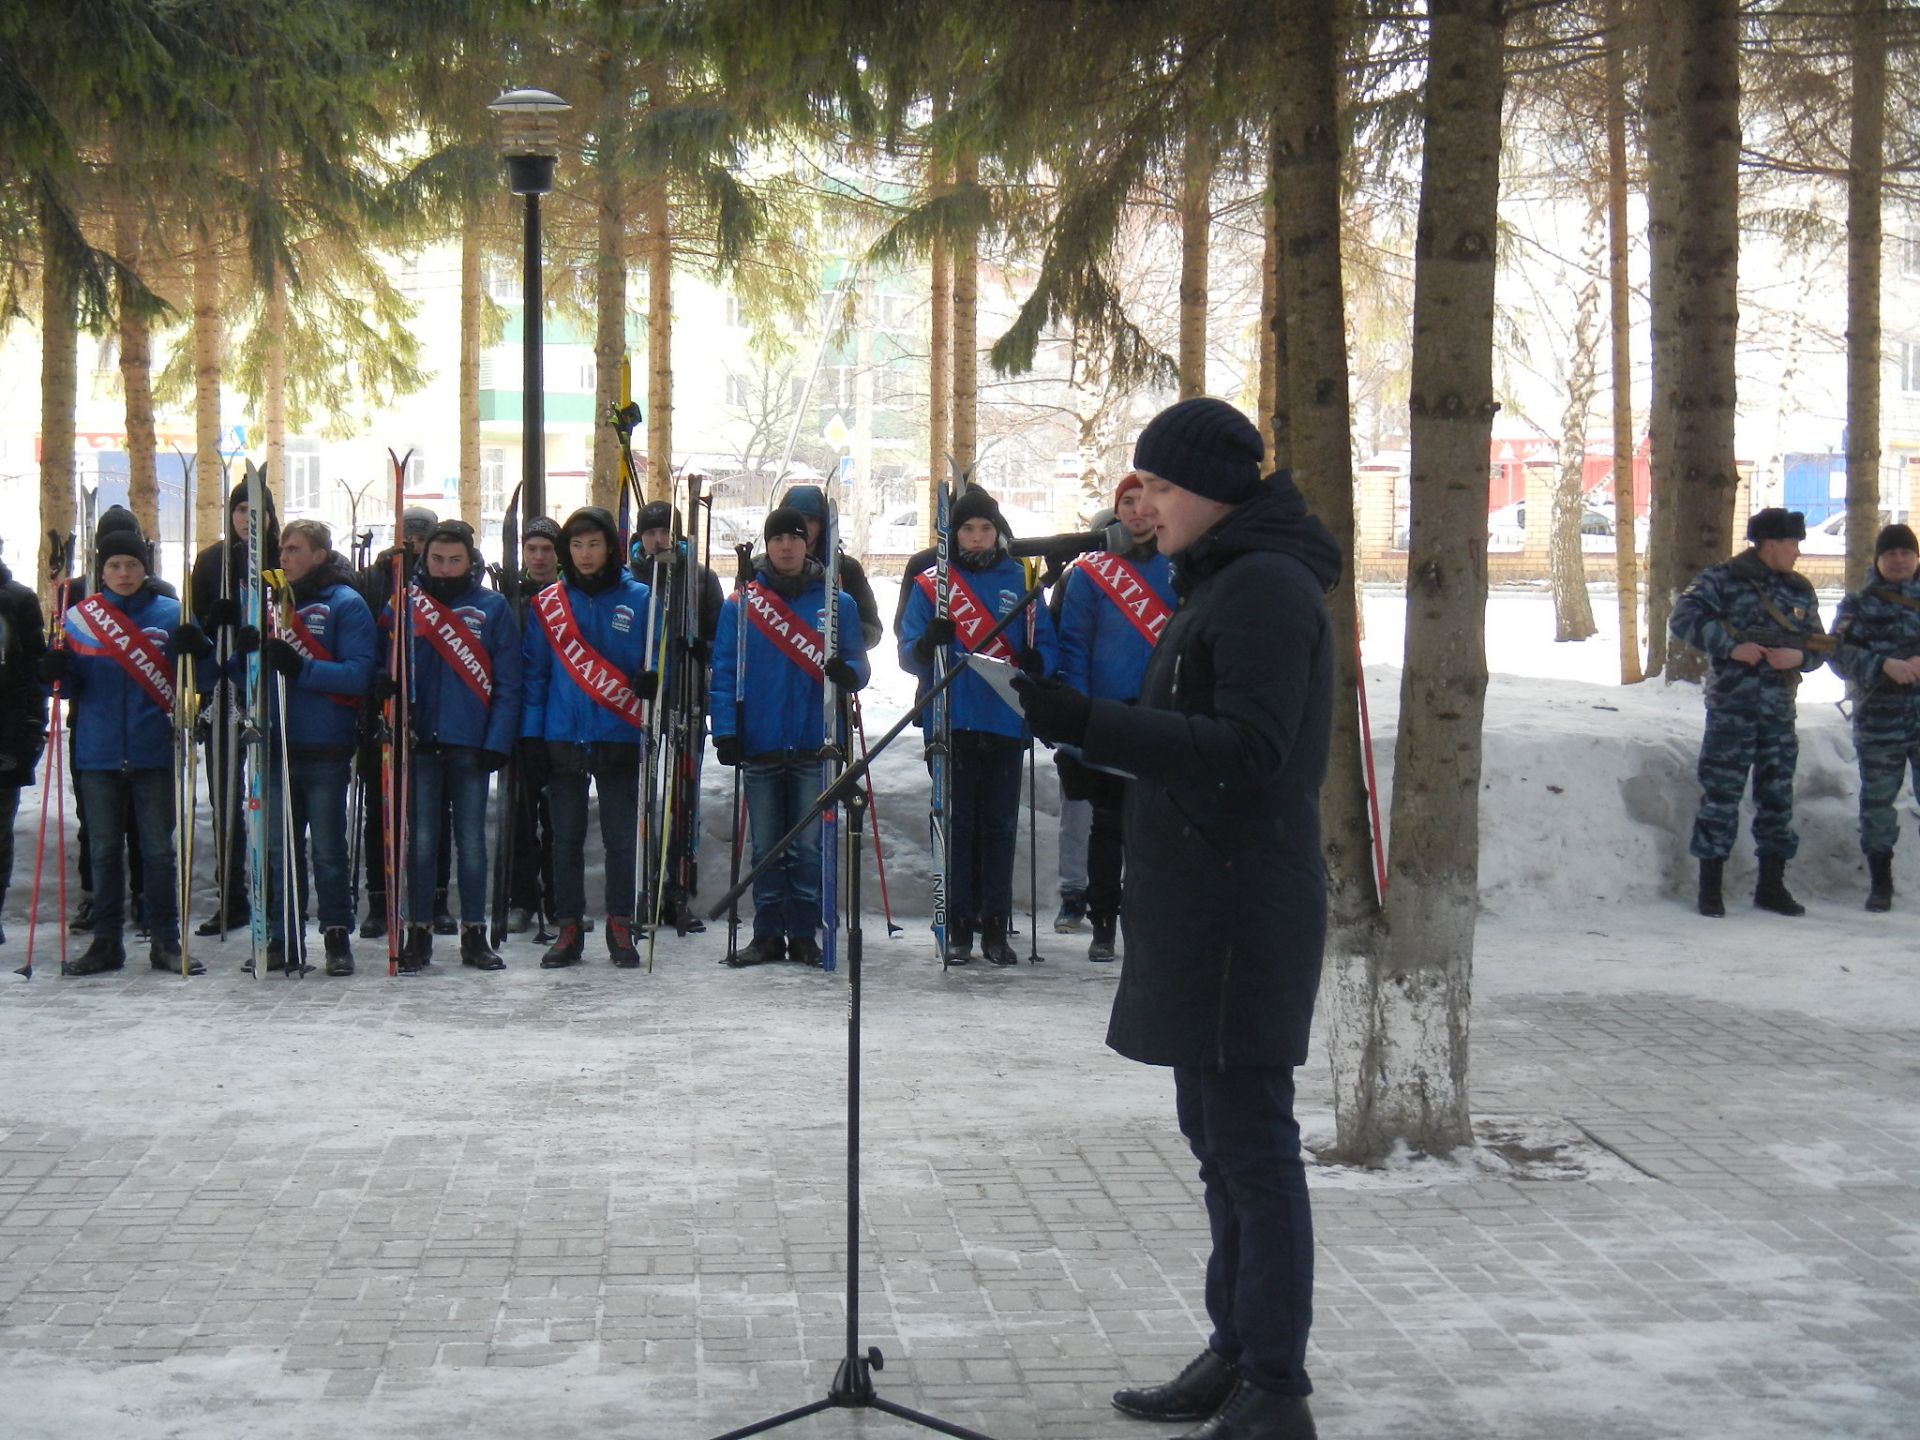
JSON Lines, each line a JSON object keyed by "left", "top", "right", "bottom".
{"left": 171, "top": 623, "right": 211, "bottom": 659}
{"left": 714, "top": 735, "right": 742, "bottom": 768}
{"left": 630, "top": 669, "right": 660, "bottom": 703}
{"left": 1014, "top": 647, "right": 1045, "bottom": 676}
{"left": 369, "top": 674, "right": 398, "bottom": 704}
{"left": 1013, "top": 673, "right": 1092, "bottom": 748}
{"left": 206, "top": 598, "right": 241, "bottom": 628}
{"left": 36, "top": 651, "right": 70, "bottom": 684}
{"left": 262, "top": 638, "right": 305, "bottom": 679}
{"left": 233, "top": 625, "right": 261, "bottom": 656}
{"left": 822, "top": 656, "right": 864, "bottom": 692}
{"left": 913, "top": 616, "right": 957, "bottom": 664}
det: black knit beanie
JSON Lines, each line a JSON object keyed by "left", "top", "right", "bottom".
{"left": 949, "top": 486, "right": 1006, "bottom": 535}
{"left": 1876, "top": 522, "right": 1918, "bottom": 557}
{"left": 96, "top": 530, "right": 149, "bottom": 569}
{"left": 1132, "top": 397, "right": 1264, "bottom": 504}
{"left": 1746, "top": 508, "right": 1806, "bottom": 544}
{"left": 523, "top": 516, "right": 562, "bottom": 546}
{"left": 638, "top": 501, "right": 675, "bottom": 533}
{"left": 764, "top": 506, "right": 809, "bottom": 542}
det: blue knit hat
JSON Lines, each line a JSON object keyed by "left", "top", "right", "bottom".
{"left": 784, "top": 484, "right": 826, "bottom": 520}
{"left": 1132, "top": 397, "right": 1264, "bottom": 504}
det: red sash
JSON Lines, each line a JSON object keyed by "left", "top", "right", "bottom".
{"left": 914, "top": 570, "right": 1016, "bottom": 662}
{"left": 533, "top": 582, "right": 646, "bottom": 726}
{"left": 410, "top": 591, "right": 494, "bottom": 705}
{"left": 744, "top": 583, "right": 828, "bottom": 679}
{"left": 69, "top": 592, "right": 175, "bottom": 713}
{"left": 282, "top": 602, "right": 361, "bottom": 709}
{"left": 1077, "top": 553, "right": 1173, "bottom": 647}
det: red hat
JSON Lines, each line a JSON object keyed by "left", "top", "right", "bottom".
{"left": 1114, "top": 471, "right": 1144, "bottom": 506}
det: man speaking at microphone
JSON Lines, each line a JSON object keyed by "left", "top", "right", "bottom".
{"left": 1014, "top": 397, "right": 1339, "bottom": 1440}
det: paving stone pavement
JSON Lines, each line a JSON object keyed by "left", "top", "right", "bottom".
{"left": 1, "top": 919, "right": 1917, "bottom": 1440}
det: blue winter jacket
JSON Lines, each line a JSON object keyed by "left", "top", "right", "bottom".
{"left": 520, "top": 571, "right": 656, "bottom": 746}
{"left": 1668, "top": 549, "right": 1826, "bottom": 710}
{"left": 897, "top": 549, "right": 1059, "bottom": 740}
{"left": 709, "top": 559, "right": 870, "bottom": 758}
{"left": 386, "top": 577, "right": 524, "bottom": 756}
{"left": 277, "top": 555, "right": 378, "bottom": 752}
{"left": 63, "top": 583, "right": 185, "bottom": 772}
{"left": 1056, "top": 543, "right": 1176, "bottom": 701}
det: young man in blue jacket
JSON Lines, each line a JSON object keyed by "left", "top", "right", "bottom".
{"left": 44, "top": 528, "right": 206, "bottom": 975}
{"left": 521, "top": 506, "right": 656, "bottom": 970}
{"left": 1054, "top": 471, "right": 1176, "bottom": 961}
{"left": 709, "top": 507, "right": 869, "bottom": 967}
{"left": 898, "top": 486, "right": 1058, "bottom": 965}
{"left": 390, "top": 525, "right": 523, "bottom": 973}
{"left": 256, "top": 520, "right": 379, "bottom": 975}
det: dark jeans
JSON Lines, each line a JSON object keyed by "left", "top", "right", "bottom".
{"left": 507, "top": 768, "right": 556, "bottom": 917}
{"left": 949, "top": 732, "right": 1024, "bottom": 923}
{"left": 409, "top": 747, "right": 491, "bottom": 926}
{"left": 73, "top": 729, "right": 144, "bottom": 905}
{"left": 75, "top": 769, "right": 178, "bottom": 943}
{"left": 1173, "top": 1065, "right": 1314, "bottom": 1397}
{"left": 362, "top": 732, "right": 452, "bottom": 909}
{"left": 266, "top": 752, "right": 353, "bottom": 950}
{"left": 743, "top": 755, "right": 822, "bottom": 941}
{"left": 0, "top": 783, "right": 19, "bottom": 908}
{"left": 547, "top": 745, "right": 640, "bottom": 921}
{"left": 1085, "top": 770, "right": 1127, "bottom": 920}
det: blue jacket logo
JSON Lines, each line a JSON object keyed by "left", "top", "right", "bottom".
{"left": 303, "top": 606, "right": 328, "bottom": 638}
{"left": 612, "top": 605, "right": 634, "bottom": 633}
{"left": 460, "top": 607, "right": 484, "bottom": 635}
{"left": 997, "top": 590, "right": 1019, "bottom": 616}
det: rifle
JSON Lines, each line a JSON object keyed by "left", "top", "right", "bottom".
{"left": 1729, "top": 626, "right": 1837, "bottom": 657}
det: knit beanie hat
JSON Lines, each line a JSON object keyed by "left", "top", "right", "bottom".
{"left": 96, "top": 504, "right": 143, "bottom": 541}
{"left": 96, "top": 529, "right": 149, "bottom": 569}
{"left": 1876, "top": 522, "right": 1918, "bottom": 557}
{"left": 1113, "top": 472, "right": 1144, "bottom": 507}
{"left": 783, "top": 484, "right": 827, "bottom": 520}
{"left": 638, "top": 501, "right": 675, "bottom": 533}
{"left": 402, "top": 505, "right": 439, "bottom": 538}
{"left": 949, "top": 486, "right": 1007, "bottom": 535}
{"left": 1746, "top": 507, "right": 1806, "bottom": 544}
{"left": 764, "top": 506, "right": 809, "bottom": 542}
{"left": 1132, "top": 398, "right": 1264, "bottom": 504}
{"left": 523, "top": 516, "right": 562, "bottom": 546}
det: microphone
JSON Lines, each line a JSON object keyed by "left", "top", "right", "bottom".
{"left": 1008, "top": 530, "right": 1109, "bottom": 561}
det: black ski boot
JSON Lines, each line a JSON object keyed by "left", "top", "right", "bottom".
{"left": 1112, "top": 1349, "right": 1239, "bottom": 1423}
{"left": 540, "top": 921, "right": 585, "bottom": 969}
{"left": 1866, "top": 852, "right": 1894, "bottom": 913}
{"left": 607, "top": 918, "right": 641, "bottom": 969}
{"left": 1170, "top": 1378, "right": 1317, "bottom": 1440}
{"left": 432, "top": 890, "right": 458, "bottom": 936}
{"left": 71, "top": 895, "right": 96, "bottom": 933}
{"left": 787, "top": 934, "right": 822, "bottom": 967}
{"left": 149, "top": 939, "right": 203, "bottom": 976}
{"left": 1697, "top": 858, "right": 1726, "bottom": 918}
{"left": 1754, "top": 854, "right": 1805, "bottom": 916}
{"left": 65, "top": 933, "right": 125, "bottom": 977}
{"left": 945, "top": 920, "right": 974, "bottom": 965}
{"left": 982, "top": 915, "right": 1018, "bottom": 966}
{"left": 1053, "top": 890, "right": 1087, "bottom": 933}
{"left": 323, "top": 927, "right": 354, "bottom": 977}
{"left": 1088, "top": 913, "right": 1118, "bottom": 962}
{"left": 397, "top": 925, "right": 432, "bottom": 975}
{"left": 727, "top": 934, "right": 785, "bottom": 967}
{"left": 196, "top": 904, "right": 249, "bottom": 938}
{"left": 460, "top": 925, "right": 505, "bottom": 971}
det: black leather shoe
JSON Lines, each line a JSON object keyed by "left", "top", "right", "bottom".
{"left": 1172, "top": 1379, "right": 1316, "bottom": 1440}
{"left": 1113, "top": 1349, "right": 1238, "bottom": 1423}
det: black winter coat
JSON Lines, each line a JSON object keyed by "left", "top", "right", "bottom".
{"left": 0, "top": 560, "right": 49, "bottom": 783}
{"left": 1079, "top": 481, "right": 1340, "bottom": 1070}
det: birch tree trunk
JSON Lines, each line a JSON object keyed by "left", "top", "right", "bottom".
{"left": 39, "top": 218, "right": 79, "bottom": 603}
{"left": 951, "top": 146, "right": 979, "bottom": 475}
{"left": 193, "top": 243, "right": 227, "bottom": 542}
{"left": 1658, "top": 0, "right": 1740, "bottom": 683}
{"left": 1552, "top": 226, "right": 1603, "bottom": 643}
{"left": 1606, "top": 0, "right": 1643, "bottom": 683}
{"left": 1358, "top": 0, "right": 1508, "bottom": 1162}
{"left": 1178, "top": 114, "right": 1214, "bottom": 400}
{"left": 1845, "top": 0, "right": 1886, "bottom": 585}
{"left": 591, "top": 54, "right": 628, "bottom": 517}
{"left": 115, "top": 201, "right": 159, "bottom": 537}
{"left": 645, "top": 171, "right": 672, "bottom": 505}
{"left": 459, "top": 204, "right": 483, "bottom": 531}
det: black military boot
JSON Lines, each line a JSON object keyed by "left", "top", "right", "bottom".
{"left": 1088, "top": 913, "right": 1118, "bottom": 962}
{"left": 323, "top": 927, "right": 355, "bottom": 977}
{"left": 726, "top": 934, "right": 785, "bottom": 968}
{"left": 1697, "top": 858, "right": 1726, "bottom": 918}
{"left": 461, "top": 926, "right": 505, "bottom": 970}
{"left": 1112, "top": 1349, "right": 1239, "bottom": 1423}
{"left": 540, "top": 921, "right": 585, "bottom": 969}
{"left": 1171, "top": 1378, "right": 1317, "bottom": 1440}
{"left": 1754, "top": 854, "right": 1805, "bottom": 916}
{"left": 787, "top": 934, "right": 822, "bottom": 967}
{"left": 1866, "top": 852, "right": 1894, "bottom": 913}
{"left": 981, "top": 915, "right": 1018, "bottom": 966}
{"left": 65, "top": 933, "right": 125, "bottom": 977}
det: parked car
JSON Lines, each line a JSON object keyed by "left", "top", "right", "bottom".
{"left": 1797, "top": 509, "right": 1905, "bottom": 556}
{"left": 1486, "top": 500, "right": 1614, "bottom": 552}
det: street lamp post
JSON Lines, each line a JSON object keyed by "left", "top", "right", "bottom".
{"left": 487, "top": 88, "right": 571, "bottom": 528}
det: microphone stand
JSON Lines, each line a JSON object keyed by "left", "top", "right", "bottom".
{"left": 703, "top": 553, "right": 1069, "bottom": 1440}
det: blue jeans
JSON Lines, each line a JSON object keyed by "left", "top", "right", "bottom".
{"left": 949, "top": 732, "right": 1024, "bottom": 923}
{"left": 266, "top": 752, "right": 352, "bottom": 949}
{"left": 547, "top": 748, "right": 640, "bottom": 921}
{"left": 409, "top": 747, "right": 491, "bottom": 926}
{"left": 1173, "top": 1066, "right": 1315, "bottom": 1397}
{"left": 75, "top": 769, "right": 177, "bottom": 943}
{"left": 744, "top": 756, "right": 821, "bottom": 941}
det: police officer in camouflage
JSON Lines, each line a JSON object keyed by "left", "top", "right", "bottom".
{"left": 1669, "top": 507, "right": 1829, "bottom": 918}
{"left": 1827, "top": 522, "right": 1920, "bottom": 912}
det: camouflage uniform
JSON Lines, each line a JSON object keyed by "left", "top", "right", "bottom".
{"left": 1828, "top": 573, "right": 1920, "bottom": 855}
{"left": 1668, "top": 550, "right": 1827, "bottom": 862}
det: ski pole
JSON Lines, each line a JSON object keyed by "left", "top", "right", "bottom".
{"left": 849, "top": 694, "right": 901, "bottom": 936}
{"left": 1024, "top": 565, "right": 1043, "bottom": 964}
{"left": 1354, "top": 627, "right": 1388, "bottom": 899}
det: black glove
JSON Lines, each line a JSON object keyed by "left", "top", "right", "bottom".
{"left": 714, "top": 735, "right": 742, "bottom": 768}
{"left": 1015, "top": 647, "right": 1045, "bottom": 676}
{"left": 171, "top": 623, "right": 210, "bottom": 659}
{"left": 37, "top": 651, "right": 70, "bottom": 684}
{"left": 233, "top": 625, "right": 261, "bottom": 656}
{"left": 630, "top": 669, "right": 660, "bottom": 703}
{"left": 478, "top": 748, "right": 510, "bottom": 775}
{"left": 913, "top": 616, "right": 958, "bottom": 665}
{"left": 1013, "top": 673, "right": 1092, "bottom": 748}
{"left": 822, "top": 656, "right": 863, "bottom": 692}
{"left": 369, "top": 673, "right": 399, "bottom": 704}
{"left": 262, "top": 637, "right": 305, "bottom": 679}
{"left": 207, "top": 597, "right": 241, "bottom": 628}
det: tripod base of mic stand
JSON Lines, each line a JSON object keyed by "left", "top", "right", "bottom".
{"left": 708, "top": 1346, "right": 999, "bottom": 1440}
